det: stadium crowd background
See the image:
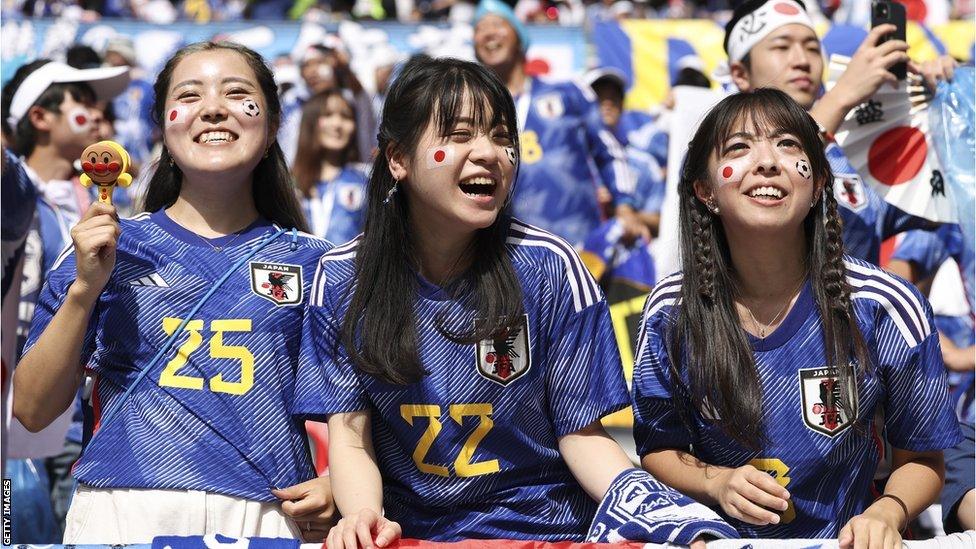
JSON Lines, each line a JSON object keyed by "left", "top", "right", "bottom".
{"left": 1, "top": 0, "right": 974, "bottom": 544}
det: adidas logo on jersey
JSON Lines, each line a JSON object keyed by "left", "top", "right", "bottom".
{"left": 475, "top": 315, "right": 531, "bottom": 386}
{"left": 126, "top": 273, "right": 170, "bottom": 288}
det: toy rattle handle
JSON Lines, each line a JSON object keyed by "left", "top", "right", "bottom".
{"left": 96, "top": 183, "right": 117, "bottom": 206}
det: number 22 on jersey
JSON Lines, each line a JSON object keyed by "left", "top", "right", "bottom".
{"left": 401, "top": 403, "right": 500, "bottom": 478}
{"left": 158, "top": 317, "right": 255, "bottom": 395}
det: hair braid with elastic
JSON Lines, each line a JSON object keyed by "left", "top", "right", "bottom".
{"left": 689, "top": 194, "right": 716, "bottom": 302}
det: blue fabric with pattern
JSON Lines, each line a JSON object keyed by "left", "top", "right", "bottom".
{"left": 632, "top": 258, "right": 963, "bottom": 539}
{"left": 296, "top": 220, "right": 630, "bottom": 541}
{"left": 24, "top": 210, "right": 332, "bottom": 501}
{"left": 510, "top": 78, "right": 635, "bottom": 246}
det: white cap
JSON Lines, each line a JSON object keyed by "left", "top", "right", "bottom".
{"left": 7, "top": 62, "right": 130, "bottom": 128}
{"left": 585, "top": 66, "right": 628, "bottom": 90}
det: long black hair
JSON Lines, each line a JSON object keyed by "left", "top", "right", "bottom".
{"left": 340, "top": 54, "right": 524, "bottom": 385}
{"left": 669, "top": 88, "right": 869, "bottom": 449}
{"left": 143, "top": 41, "right": 308, "bottom": 232}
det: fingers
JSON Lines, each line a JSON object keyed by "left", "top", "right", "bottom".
{"left": 374, "top": 520, "right": 402, "bottom": 548}
{"left": 744, "top": 467, "right": 790, "bottom": 500}
{"left": 740, "top": 481, "right": 789, "bottom": 512}
{"left": 281, "top": 492, "right": 327, "bottom": 517}
{"left": 839, "top": 522, "right": 855, "bottom": 549}
{"left": 271, "top": 484, "right": 306, "bottom": 502}
{"left": 355, "top": 516, "right": 375, "bottom": 549}
{"left": 80, "top": 201, "right": 118, "bottom": 222}
{"left": 727, "top": 492, "right": 781, "bottom": 525}
{"left": 861, "top": 24, "right": 897, "bottom": 50}
{"left": 873, "top": 39, "right": 909, "bottom": 58}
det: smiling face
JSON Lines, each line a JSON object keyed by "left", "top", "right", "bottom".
{"left": 696, "top": 115, "right": 820, "bottom": 236}
{"left": 81, "top": 142, "right": 126, "bottom": 184}
{"left": 395, "top": 94, "right": 517, "bottom": 235}
{"left": 162, "top": 49, "right": 271, "bottom": 183}
{"left": 474, "top": 15, "right": 522, "bottom": 71}
{"left": 732, "top": 24, "right": 824, "bottom": 109}
{"left": 317, "top": 94, "right": 356, "bottom": 154}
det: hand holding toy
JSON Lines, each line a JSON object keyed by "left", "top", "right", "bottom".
{"left": 80, "top": 140, "right": 132, "bottom": 205}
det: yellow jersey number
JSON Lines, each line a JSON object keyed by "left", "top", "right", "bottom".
{"left": 520, "top": 130, "right": 543, "bottom": 165}
{"left": 158, "top": 317, "right": 255, "bottom": 395}
{"left": 400, "top": 403, "right": 499, "bottom": 478}
{"left": 748, "top": 458, "right": 796, "bottom": 524}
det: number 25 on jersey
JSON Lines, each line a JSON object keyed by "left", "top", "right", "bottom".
{"left": 158, "top": 317, "right": 255, "bottom": 396}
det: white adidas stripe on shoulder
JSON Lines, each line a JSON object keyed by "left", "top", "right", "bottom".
{"left": 507, "top": 220, "right": 601, "bottom": 313}
{"left": 844, "top": 259, "right": 931, "bottom": 347}
{"left": 324, "top": 237, "right": 360, "bottom": 262}
{"left": 311, "top": 238, "right": 360, "bottom": 306}
{"left": 49, "top": 242, "right": 75, "bottom": 272}
{"left": 644, "top": 272, "right": 682, "bottom": 319}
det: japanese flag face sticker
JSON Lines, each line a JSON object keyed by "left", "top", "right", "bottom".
{"left": 166, "top": 105, "right": 191, "bottom": 127}
{"left": 66, "top": 107, "right": 93, "bottom": 134}
{"left": 425, "top": 146, "right": 456, "bottom": 169}
{"left": 716, "top": 155, "right": 753, "bottom": 187}
{"left": 795, "top": 158, "right": 812, "bottom": 179}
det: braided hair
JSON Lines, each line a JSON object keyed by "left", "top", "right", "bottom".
{"left": 667, "top": 88, "right": 869, "bottom": 449}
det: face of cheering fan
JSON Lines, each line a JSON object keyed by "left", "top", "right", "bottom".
{"left": 474, "top": 15, "right": 522, "bottom": 70}
{"left": 732, "top": 24, "right": 824, "bottom": 110}
{"left": 318, "top": 94, "right": 356, "bottom": 154}
{"left": 391, "top": 94, "right": 517, "bottom": 235}
{"left": 695, "top": 116, "right": 820, "bottom": 237}
{"left": 163, "top": 49, "right": 273, "bottom": 182}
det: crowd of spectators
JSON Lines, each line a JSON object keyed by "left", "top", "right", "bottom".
{"left": 3, "top": 0, "right": 971, "bottom": 25}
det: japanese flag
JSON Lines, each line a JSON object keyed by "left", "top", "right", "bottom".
{"left": 827, "top": 55, "right": 956, "bottom": 223}
{"left": 425, "top": 146, "right": 456, "bottom": 169}
{"left": 66, "top": 107, "right": 92, "bottom": 134}
{"left": 166, "top": 105, "right": 190, "bottom": 127}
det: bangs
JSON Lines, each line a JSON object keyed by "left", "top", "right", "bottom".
{"left": 710, "top": 94, "right": 815, "bottom": 157}
{"left": 431, "top": 73, "right": 515, "bottom": 137}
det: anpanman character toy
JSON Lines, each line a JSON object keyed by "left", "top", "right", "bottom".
{"left": 80, "top": 140, "right": 132, "bottom": 205}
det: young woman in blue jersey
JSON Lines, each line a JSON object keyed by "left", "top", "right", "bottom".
{"left": 296, "top": 55, "right": 642, "bottom": 548}
{"left": 632, "top": 88, "right": 962, "bottom": 549}
{"left": 13, "top": 42, "right": 335, "bottom": 543}
{"left": 292, "top": 90, "right": 368, "bottom": 244}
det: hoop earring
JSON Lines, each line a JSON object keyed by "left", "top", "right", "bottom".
{"left": 383, "top": 179, "right": 399, "bottom": 205}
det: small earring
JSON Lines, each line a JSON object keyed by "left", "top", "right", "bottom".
{"left": 706, "top": 199, "right": 719, "bottom": 215}
{"left": 168, "top": 156, "right": 175, "bottom": 168}
{"left": 383, "top": 179, "right": 399, "bottom": 204}
{"left": 264, "top": 148, "right": 270, "bottom": 158}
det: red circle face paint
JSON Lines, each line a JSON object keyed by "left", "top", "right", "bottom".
{"left": 722, "top": 166, "right": 733, "bottom": 179}
{"left": 434, "top": 150, "right": 446, "bottom": 163}
{"left": 74, "top": 114, "right": 87, "bottom": 126}
{"left": 774, "top": 1, "right": 800, "bottom": 14}
{"left": 169, "top": 110, "right": 178, "bottom": 122}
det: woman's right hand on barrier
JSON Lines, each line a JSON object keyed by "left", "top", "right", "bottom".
{"left": 70, "top": 202, "right": 120, "bottom": 303}
{"left": 326, "top": 508, "right": 401, "bottom": 549}
{"left": 707, "top": 464, "right": 790, "bottom": 526}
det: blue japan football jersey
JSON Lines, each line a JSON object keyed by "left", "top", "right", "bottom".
{"left": 296, "top": 220, "right": 630, "bottom": 541}
{"left": 510, "top": 78, "right": 635, "bottom": 246}
{"left": 632, "top": 258, "right": 962, "bottom": 539}
{"left": 23, "top": 210, "right": 332, "bottom": 501}
{"left": 301, "top": 164, "right": 368, "bottom": 245}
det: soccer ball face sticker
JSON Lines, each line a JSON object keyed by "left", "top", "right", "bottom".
{"left": 795, "top": 159, "right": 812, "bottom": 180}
{"left": 241, "top": 98, "right": 261, "bottom": 118}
